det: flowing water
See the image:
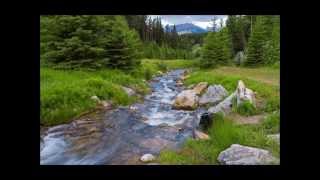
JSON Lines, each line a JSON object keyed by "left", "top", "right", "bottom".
{"left": 40, "top": 69, "right": 205, "bottom": 165}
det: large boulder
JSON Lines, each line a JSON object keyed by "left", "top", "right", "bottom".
{"left": 234, "top": 51, "right": 245, "bottom": 65}
{"left": 207, "top": 80, "right": 256, "bottom": 116}
{"left": 208, "top": 92, "right": 235, "bottom": 115}
{"left": 217, "top": 144, "right": 279, "bottom": 165}
{"left": 173, "top": 90, "right": 199, "bottom": 110}
{"left": 192, "top": 82, "right": 208, "bottom": 95}
{"left": 236, "top": 80, "right": 255, "bottom": 107}
{"left": 199, "top": 85, "right": 228, "bottom": 106}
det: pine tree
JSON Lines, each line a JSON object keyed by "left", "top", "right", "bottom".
{"left": 226, "top": 15, "right": 246, "bottom": 56}
{"left": 104, "top": 16, "right": 142, "bottom": 70}
{"left": 245, "top": 16, "right": 269, "bottom": 66}
{"left": 41, "top": 15, "right": 142, "bottom": 70}
{"left": 262, "top": 15, "right": 280, "bottom": 65}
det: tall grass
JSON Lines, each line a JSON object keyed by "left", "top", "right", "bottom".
{"left": 158, "top": 113, "right": 280, "bottom": 164}
{"left": 40, "top": 59, "right": 198, "bottom": 126}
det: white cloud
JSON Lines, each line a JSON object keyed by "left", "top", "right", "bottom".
{"left": 192, "top": 21, "right": 211, "bottom": 29}
{"left": 148, "top": 15, "right": 229, "bottom": 29}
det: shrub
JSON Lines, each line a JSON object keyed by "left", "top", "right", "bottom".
{"left": 261, "top": 111, "right": 280, "bottom": 134}
{"left": 235, "top": 100, "right": 257, "bottom": 116}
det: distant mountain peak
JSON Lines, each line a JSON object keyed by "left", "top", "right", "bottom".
{"left": 165, "top": 23, "right": 207, "bottom": 35}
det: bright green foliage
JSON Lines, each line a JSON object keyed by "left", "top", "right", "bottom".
{"left": 245, "top": 16, "right": 280, "bottom": 66}
{"left": 261, "top": 111, "right": 280, "bottom": 134}
{"left": 41, "top": 15, "right": 142, "bottom": 70}
{"left": 235, "top": 100, "right": 257, "bottom": 116}
{"left": 200, "top": 27, "right": 231, "bottom": 68}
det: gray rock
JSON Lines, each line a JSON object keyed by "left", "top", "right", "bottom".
{"left": 236, "top": 80, "right": 256, "bottom": 107}
{"left": 234, "top": 51, "right": 245, "bottom": 65}
{"left": 90, "top": 95, "right": 100, "bottom": 102}
{"left": 99, "top": 100, "right": 112, "bottom": 110}
{"left": 208, "top": 92, "right": 235, "bottom": 115}
{"left": 199, "top": 85, "right": 228, "bottom": 106}
{"left": 121, "top": 86, "right": 136, "bottom": 96}
{"left": 140, "top": 154, "right": 156, "bottom": 162}
{"left": 193, "top": 130, "right": 210, "bottom": 140}
{"left": 217, "top": 144, "right": 279, "bottom": 165}
{"left": 147, "top": 163, "right": 160, "bottom": 165}
{"left": 267, "top": 134, "right": 280, "bottom": 144}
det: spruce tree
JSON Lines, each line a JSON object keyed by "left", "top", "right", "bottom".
{"left": 245, "top": 16, "right": 269, "bottom": 66}
{"left": 41, "top": 15, "right": 142, "bottom": 70}
{"left": 104, "top": 16, "right": 142, "bottom": 70}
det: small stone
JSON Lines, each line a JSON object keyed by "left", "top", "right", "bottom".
{"left": 89, "top": 126, "right": 99, "bottom": 133}
{"left": 176, "top": 80, "right": 183, "bottom": 86}
{"left": 193, "top": 130, "right": 210, "bottom": 140}
{"left": 90, "top": 95, "right": 100, "bottom": 102}
{"left": 140, "top": 154, "right": 156, "bottom": 162}
{"left": 100, "top": 100, "right": 112, "bottom": 110}
{"left": 129, "top": 105, "right": 138, "bottom": 111}
{"left": 158, "top": 123, "right": 169, "bottom": 127}
{"left": 121, "top": 86, "right": 136, "bottom": 96}
{"left": 141, "top": 116, "right": 148, "bottom": 121}
{"left": 147, "top": 163, "right": 159, "bottom": 165}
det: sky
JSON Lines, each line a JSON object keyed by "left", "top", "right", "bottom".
{"left": 149, "top": 15, "right": 228, "bottom": 29}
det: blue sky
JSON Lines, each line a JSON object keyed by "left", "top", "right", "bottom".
{"left": 149, "top": 15, "right": 228, "bottom": 29}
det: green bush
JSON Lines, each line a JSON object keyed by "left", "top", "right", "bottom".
{"left": 41, "top": 15, "right": 142, "bottom": 70}
{"left": 262, "top": 111, "right": 280, "bottom": 134}
{"left": 157, "top": 62, "right": 168, "bottom": 72}
{"left": 144, "top": 68, "right": 152, "bottom": 80}
{"left": 235, "top": 100, "right": 257, "bottom": 116}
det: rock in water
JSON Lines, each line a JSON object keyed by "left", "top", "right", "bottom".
{"left": 192, "top": 82, "right": 208, "bottom": 95}
{"left": 236, "top": 80, "right": 255, "bottom": 106}
{"left": 121, "top": 86, "right": 136, "bottom": 96}
{"left": 199, "top": 85, "right": 228, "bottom": 105}
{"left": 173, "top": 90, "right": 199, "bottom": 110}
{"left": 217, "top": 144, "right": 279, "bottom": 165}
{"left": 176, "top": 80, "right": 184, "bottom": 86}
{"left": 208, "top": 92, "right": 235, "bottom": 115}
{"left": 187, "top": 84, "right": 195, "bottom": 89}
{"left": 99, "top": 100, "right": 112, "bottom": 110}
{"left": 193, "top": 130, "right": 210, "bottom": 140}
{"left": 140, "top": 154, "right": 156, "bottom": 162}
{"left": 199, "top": 112, "right": 213, "bottom": 130}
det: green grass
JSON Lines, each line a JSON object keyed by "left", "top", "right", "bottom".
{"left": 41, "top": 59, "right": 197, "bottom": 126}
{"left": 158, "top": 113, "right": 280, "bottom": 164}
{"left": 261, "top": 111, "right": 280, "bottom": 134}
{"left": 232, "top": 98, "right": 258, "bottom": 116}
